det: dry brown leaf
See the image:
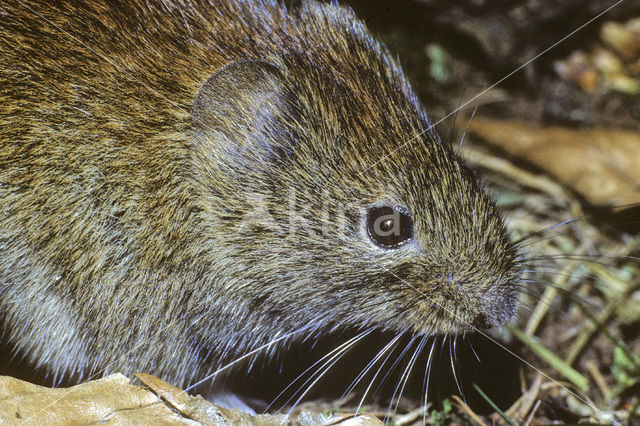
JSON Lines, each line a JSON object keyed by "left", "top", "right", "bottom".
{"left": 0, "top": 373, "right": 185, "bottom": 425}
{"left": 0, "top": 374, "right": 384, "bottom": 425}
{"left": 0, "top": 373, "right": 285, "bottom": 425}
{"left": 468, "top": 117, "right": 640, "bottom": 206}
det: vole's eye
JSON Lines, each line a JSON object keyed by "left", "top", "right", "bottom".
{"left": 367, "top": 206, "right": 413, "bottom": 248}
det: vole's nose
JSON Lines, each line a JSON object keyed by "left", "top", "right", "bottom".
{"left": 435, "top": 272, "right": 465, "bottom": 288}
{"left": 471, "top": 313, "right": 492, "bottom": 330}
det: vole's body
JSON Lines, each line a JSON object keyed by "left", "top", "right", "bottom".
{"left": 0, "top": 0, "right": 520, "bottom": 389}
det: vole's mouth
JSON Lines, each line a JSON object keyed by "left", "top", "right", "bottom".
{"left": 457, "top": 297, "right": 519, "bottom": 332}
{"left": 469, "top": 312, "right": 494, "bottom": 330}
{"left": 414, "top": 308, "right": 512, "bottom": 337}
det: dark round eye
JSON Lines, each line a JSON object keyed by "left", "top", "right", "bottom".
{"left": 367, "top": 206, "right": 413, "bottom": 248}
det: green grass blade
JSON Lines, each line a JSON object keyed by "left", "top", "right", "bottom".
{"left": 472, "top": 383, "right": 516, "bottom": 426}
{"left": 509, "top": 326, "right": 588, "bottom": 391}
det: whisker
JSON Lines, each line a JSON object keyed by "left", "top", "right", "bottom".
{"left": 357, "top": 0, "right": 628, "bottom": 176}
{"left": 513, "top": 203, "right": 640, "bottom": 246}
{"left": 458, "top": 101, "right": 479, "bottom": 150}
{"left": 517, "top": 303, "right": 534, "bottom": 313}
{"left": 514, "top": 217, "right": 584, "bottom": 246}
{"left": 421, "top": 337, "right": 438, "bottom": 426}
{"left": 371, "top": 330, "right": 424, "bottom": 398}
{"left": 520, "top": 279, "right": 596, "bottom": 306}
{"left": 269, "top": 327, "right": 375, "bottom": 413}
{"left": 517, "top": 286, "right": 546, "bottom": 299}
{"left": 382, "top": 336, "right": 420, "bottom": 421}
{"left": 524, "top": 254, "right": 640, "bottom": 264}
{"left": 516, "top": 230, "right": 574, "bottom": 250}
{"left": 389, "top": 335, "right": 427, "bottom": 421}
{"left": 184, "top": 326, "right": 310, "bottom": 393}
{"left": 520, "top": 268, "right": 591, "bottom": 277}
{"left": 450, "top": 335, "right": 465, "bottom": 402}
{"left": 264, "top": 327, "right": 375, "bottom": 412}
{"left": 466, "top": 337, "right": 481, "bottom": 363}
{"left": 354, "top": 332, "right": 407, "bottom": 416}
{"left": 342, "top": 330, "right": 405, "bottom": 399}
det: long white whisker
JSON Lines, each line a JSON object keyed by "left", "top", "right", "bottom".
{"left": 458, "top": 103, "right": 479, "bottom": 149}
{"left": 450, "top": 335, "right": 465, "bottom": 402}
{"left": 466, "top": 337, "right": 481, "bottom": 363}
{"left": 340, "top": 329, "right": 406, "bottom": 398}
{"left": 283, "top": 329, "right": 375, "bottom": 414}
{"left": 265, "top": 327, "right": 375, "bottom": 413}
{"left": 183, "top": 326, "right": 309, "bottom": 393}
{"left": 354, "top": 332, "right": 406, "bottom": 415}
{"left": 421, "top": 337, "right": 438, "bottom": 426}
{"left": 390, "top": 335, "right": 428, "bottom": 420}
{"left": 384, "top": 335, "right": 422, "bottom": 422}
{"left": 371, "top": 328, "right": 431, "bottom": 399}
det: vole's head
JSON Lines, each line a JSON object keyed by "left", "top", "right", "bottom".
{"left": 190, "top": 3, "right": 521, "bottom": 343}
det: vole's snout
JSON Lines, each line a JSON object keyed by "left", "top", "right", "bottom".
{"left": 424, "top": 267, "right": 518, "bottom": 332}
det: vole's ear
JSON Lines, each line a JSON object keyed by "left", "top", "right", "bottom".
{"left": 192, "top": 60, "right": 295, "bottom": 168}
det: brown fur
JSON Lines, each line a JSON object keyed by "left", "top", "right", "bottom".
{"left": 0, "top": 0, "right": 521, "bottom": 387}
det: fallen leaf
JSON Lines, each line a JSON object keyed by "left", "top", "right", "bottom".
{"left": 0, "top": 374, "right": 184, "bottom": 425}
{"left": 467, "top": 117, "right": 640, "bottom": 206}
{"left": 0, "top": 374, "right": 385, "bottom": 425}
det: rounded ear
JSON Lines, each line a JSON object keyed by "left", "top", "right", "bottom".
{"left": 192, "top": 60, "right": 295, "bottom": 168}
